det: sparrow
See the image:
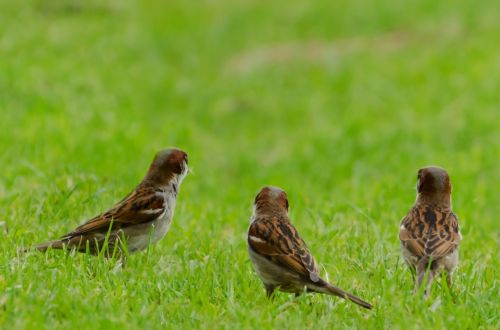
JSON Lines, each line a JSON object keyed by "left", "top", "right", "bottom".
{"left": 30, "top": 148, "right": 188, "bottom": 256}
{"left": 247, "top": 186, "right": 373, "bottom": 309}
{"left": 399, "top": 166, "right": 462, "bottom": 295}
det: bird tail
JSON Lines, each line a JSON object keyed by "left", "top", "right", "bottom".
{"left": 26, "top": 236, "right": 116, "bottom": 256}
{"left": 28, "top": 239, "right": 67, "bottom": 252}
{"left": 311, "top": 280, "right": 373, "bottom": 309}
{"left": 416, "top": 256, "right": 437, "bottom": 295}
{"left": 26, "top": 235, "right": 82, "bottom": 253}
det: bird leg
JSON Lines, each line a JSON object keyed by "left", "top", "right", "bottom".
{"left": 265, "top": 285, "right": 276, "bottom": 300}
{"left": 446, "top": 272, "right": 453, "bottom": 289}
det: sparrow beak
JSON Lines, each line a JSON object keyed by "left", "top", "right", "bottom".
{"left": 188, "top": 166, "right": 195, "bottom": 175}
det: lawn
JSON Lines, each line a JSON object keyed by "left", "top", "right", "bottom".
{"left": 0, "top": 0, "right": 499, "bottom": 328}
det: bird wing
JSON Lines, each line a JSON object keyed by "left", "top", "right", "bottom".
{"left": 64, "top": 187, "right": 166, "bottom": 237}
{"left": 399, "top": 206, "right": 461, "bottom": 259}
{"left": 248, "top": 216, "right": 320, "bottom": 282}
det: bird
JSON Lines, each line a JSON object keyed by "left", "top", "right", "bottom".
{"left": 30, "top": 148, "right": 189, "bottom": 256}
{"left": 399, "top": 166, "right": 462, "bottom": 296}
{"left": 247, "top": 186, "right": 373, "bottom": 309}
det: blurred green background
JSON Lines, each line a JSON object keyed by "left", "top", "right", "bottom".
{"left": 0, "top": 0, "right": 499, "bottom": 329}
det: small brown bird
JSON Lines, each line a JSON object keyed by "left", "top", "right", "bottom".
{"left": 399, "top": 166, "right": 462, "bottom": 295}
{"left": 247, "top": 186, "right": 373, "bottom": 309}
{"left": 31, "top": 148, "right": 188, "bottom": 256}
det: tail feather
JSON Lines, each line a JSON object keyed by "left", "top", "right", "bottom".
{"left": 27, "top": 235, "right": 83, "bottom": 253}
{"left": 27, "top": 236, "right": 114, "bottom": 255}
{"left": 31, "top": 239, "right": 68, "bottom": 252}
{"left": 311, "top": 280, "right": 373, "bottom": 309}
{"left": 416, "top": 256, "right": 437, "bottom": 296}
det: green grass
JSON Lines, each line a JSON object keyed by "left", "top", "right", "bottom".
{"left": 1, "top": 0, "right": 499, "bottom": 328}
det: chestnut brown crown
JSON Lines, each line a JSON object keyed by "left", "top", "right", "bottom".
{"left": 143, "top": 148, "right": 188, "bottom": 186}
{"left": 417, "top": 166, "right": 451, "bottom": 195}
{"left": 254, "top": 186, "right": 289, "bottom": 213}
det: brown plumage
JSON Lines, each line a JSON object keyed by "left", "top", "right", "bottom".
{"left": 399, "top": 166, "right": 462, "bottom": 295}
{"left": 30, "top": 148, "right": 189, "bottom": 256}
{"left": 247, "top": 186, "right": 373, "bottom": 309}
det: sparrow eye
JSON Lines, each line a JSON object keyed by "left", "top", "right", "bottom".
{"left": 417, "top": 175, "right": 423, "bottom": 192}
{"left": 174, "top": 163, "right": 183, "bottom": 174}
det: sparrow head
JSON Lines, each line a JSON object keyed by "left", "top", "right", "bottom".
{"left": 144, "top": 148, "right": 188, "bottom": 186}
{"left": 416, "top": 166, "right": 452, "bottom": 205}
{"left": 253, "top": 186, "right": 289, "bottom": 215}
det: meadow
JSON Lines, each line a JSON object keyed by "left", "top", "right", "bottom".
{"left": 0, "top": 0, "right": 499, "bottom": 328}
